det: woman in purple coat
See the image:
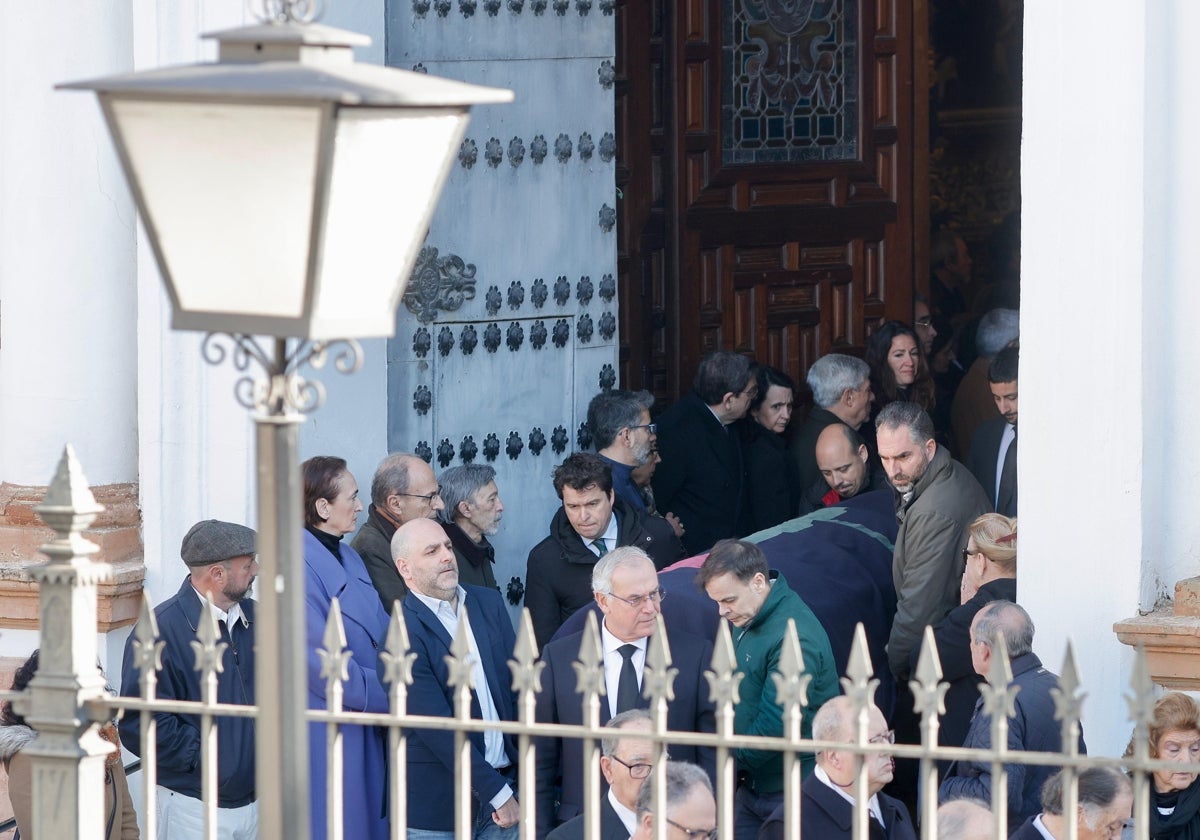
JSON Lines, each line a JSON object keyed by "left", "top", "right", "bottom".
{"left": 302, "top": 456, "right": 391, "bottom": 840}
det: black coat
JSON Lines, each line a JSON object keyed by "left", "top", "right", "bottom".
{"left": 967, "top": 416, "right": 1014, "bottom": 513}
{"left": 547, "top": 795, "right": 630, "bottom": 840}
{"left": 790, "top": 405, "right": 844, "bottom": 499}
{"left": 652, "top": 392, "right": 747, "bottom": 554}
{"left": 535, "top": 626, "right": 716, "bottom": 838}
{"left": 911, "top": 577, "right": 1018, "bottom": 756}
{"left": 524, "top": 496, "right": 684, "bottom": 650}
{"left": 762, "top": 773, "right": 916, "bottom": 840}
{"left": 741, "top": 420, "right": 802, "bottom": 532}
{"left": 350, "top": 505, "right": 408, "bottom": 608}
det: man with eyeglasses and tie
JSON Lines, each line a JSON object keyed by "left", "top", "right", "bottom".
{"left": 760, "top": 696, "right": 916, "bottom": 840}
{"left": 548, "top": 710, "right": 662, "bottom": 840}
{"left": 535, "top": 547, "right": 715, "bottom": 839}
{"left": 353, "top": 451, "right": 446, "bottom": 610}
{"left": 697, "top": 538, "right": 839, "bottom": 840}
{"left": 525, "top": 453, "right": 683, "bottom": 650}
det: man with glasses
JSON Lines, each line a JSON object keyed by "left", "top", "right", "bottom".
{"left": 760, "top": 696, "right": 915, "bottom": 840}
{"left": 548, "top": 710, "right": 661, "bottom": 840}
{"left": 535, "top": 548, "right": 715, "bottom": 839}
{"left": 652, "top": 350, "right": 757, "bottom": 555}
{"left": 588, "top": 388, "right": 659, "bottom": 514}
{"left": 353, "top": 451, "right": 446, "bottom": 609}
{"left": 526, "top": 453, "right": 683, "bottom": 650}
{"left": 696, "top": 538, "right": 838, "bottom": 840}
{"left": 631, "top": 761, "right": 717, "bottom": 840}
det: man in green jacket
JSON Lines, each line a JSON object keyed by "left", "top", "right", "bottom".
{"left": 697, "top": 539, "right": 840, "bottom": 840}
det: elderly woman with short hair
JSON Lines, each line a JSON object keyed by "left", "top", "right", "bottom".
{"left": 1127, "top": 692, "right": 1200, "bottom": 839}
{"left": 302, "top": 455, "right": 391, "bottom": 840}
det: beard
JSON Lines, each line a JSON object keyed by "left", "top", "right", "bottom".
{"left": 223, "top": 578, "right": 254, "bottom": 604}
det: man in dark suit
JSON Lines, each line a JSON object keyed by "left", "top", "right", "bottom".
{"left": 967, "top": 346, "right": 1018, "bottom": 517}
{"left": 652, "top": 350, "right": 757, "bottom": 555}
{"left": 761, "top": 696, "right": 916, "bottom": 840}
{"left": 535, "top": 547, "right": 716, "bottom": 839}
{"left": 547, "top": 709, "right": 656, "bottom": 840}
{"left": 392, "top": 517, "right": 520, "bottom": 839}
{"left": 792, "top": 354, "right": 874, "bottom": 492}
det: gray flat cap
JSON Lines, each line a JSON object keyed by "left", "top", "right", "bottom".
{"left": 181, "top": 520, "right": 257, "bottom": 568}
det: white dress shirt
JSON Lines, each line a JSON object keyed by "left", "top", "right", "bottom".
{"left": 814, "top": 765, "right": 885, "bottom": 827}
{"left": 600, "top": 622, "right": 648, "bottom": 718}
{"left": 588, "top": 513, "right": 621, "bottom": 557}
{"left": 190, "top": 585, "right": 248, "bottom": 631}
{"left": 609, "top": 788, "right": 637, "bottom": 837}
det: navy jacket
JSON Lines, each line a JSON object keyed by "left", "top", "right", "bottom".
{"left": 938, "top": 652, "right": 1086, "bottom": 828}
{"left": 119, "top": 576, "right": 256, "bottom": 807}
{"left": 397, "top": 584, "right": 519, "bottom": 831}
{"left": 758, "top": 772, "right": 916, "bottom": 839}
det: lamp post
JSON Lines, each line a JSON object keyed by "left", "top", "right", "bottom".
{"left": 61, "top": 5, "right": 511, "bottom": 839}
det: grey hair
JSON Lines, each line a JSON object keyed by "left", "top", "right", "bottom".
{"left": 972, "top": 600, "right": 1034, "bottom": 658}
{"left": 634, "top": 760, "right": 712, "bottom": 818}
{"left": 592, "top": 546, "right": 654, "bottom": 595}
{"left": 588, "top": 389, "right": 655, "bottom": 450}
{"left": 875, "top": 401, "right": 935, "bottom": 445}
{"left": 1040, "top": 767, "right": 1130, "bottom": 826}
{"left": 807, "top": 354, "right": 870, "bottom": 409}
{"left": 602, "top": 708, "right": 653, "bottom": 756}
{"left": 811, "top": 695, "right": 852, "bottom": 743}
{"left": 936, "top": 799, "right": 994, "bottom": 840}
{"left": 437, "top": 464, "right": 497, "bottom": 524}
{"left": 975, "top": 309, "right": 1020, "bottom": 357}
{"left": 370, "top": 452, "right": 423, "bottom": 506}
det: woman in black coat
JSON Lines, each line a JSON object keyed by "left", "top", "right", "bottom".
{"left": 740, "top": 366, "right": 803, "bottom": 533}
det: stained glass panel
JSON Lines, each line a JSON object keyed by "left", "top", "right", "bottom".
{"left": 722, "top": 0, "right": 858, "bottom": 164}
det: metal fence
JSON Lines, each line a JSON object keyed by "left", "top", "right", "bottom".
{"left": 0, "top": 450, "right": 1188, "bottom": 840}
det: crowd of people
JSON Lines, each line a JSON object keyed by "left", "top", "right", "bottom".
{"left": 3, "top": 260, "right": 1188, "bottom": 840}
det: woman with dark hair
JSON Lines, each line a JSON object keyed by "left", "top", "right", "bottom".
{"left": 739, "top": 365, "right": 802, "bottom": 532}
{"left": 865, "top": 320, "right": 936, "bottom": 415}
{"left": 302, "top": 456, "right": 390, "bottom": 840}
{"left": 0, "top": 651, "right": 139, "bottom": 839}
{"left": 1010, "top": 767, "right": 1131, "bottom": 839}
{"left": 1127, "top": 692, "right": 1200, "bottom": 839}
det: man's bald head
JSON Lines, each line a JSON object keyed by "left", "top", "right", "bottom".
{"left": 815, "top": 423, "right": 870, "bottom": 499}
{"left": 937, "top": 799, "right": 995, "bottom": 840}
{"left": 391, "top": 518, "right": 458, "bottom": 601}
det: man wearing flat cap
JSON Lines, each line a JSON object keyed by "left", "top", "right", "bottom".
{"left": 119, "top": 519, "right": 260, "bottom": 839}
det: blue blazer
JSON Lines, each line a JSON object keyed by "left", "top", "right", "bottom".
{"left": 303, "top": 529, "right": 391, "bottom": 840}
{"left": 397, "top": 584, "right": 519, "bottom": 831}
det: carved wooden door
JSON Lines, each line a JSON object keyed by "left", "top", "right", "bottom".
{"left": 617, "top": 0, "right": 921, "bottom": 402}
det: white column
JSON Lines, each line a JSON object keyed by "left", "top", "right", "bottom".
{"left": 1021, "top": 1, "right": 1146, "bottom": 754}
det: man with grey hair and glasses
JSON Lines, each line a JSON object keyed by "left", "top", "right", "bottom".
{"left": 438, "top": 463, "right": 504, "bottom": 591}
{"left": 588, "top": 388, "right": 658, "bottom": 514}
{"left": 631, "top": 761, "right": 716, "bottom": 840}
{"left": 793, "top": 353, "right": 874, "bottom": 491}
{"left": 353, "top": 451, "right": 445, "bottom": 608}
{"left": 548, "top": 709, "right": 662, "bottom": 840}
{"left": 535, "top": 547, "right": 715, "bottom": 839}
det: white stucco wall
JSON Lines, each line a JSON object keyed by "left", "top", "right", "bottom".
{"left": 1022, "top": 1, "right": 1200, "bottom": 756}
{"left": 0, "top": 3, "right": 139, "bottom": 486}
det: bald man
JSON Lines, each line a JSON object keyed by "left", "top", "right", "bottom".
{"left": 937, "top": 799, "right": 995, "bottom": 840}
{"left": 799, "top": 423, "right": 888, "bottom": 515}
{"left": 389, "top": 518, "right": 520, "bottom": 838}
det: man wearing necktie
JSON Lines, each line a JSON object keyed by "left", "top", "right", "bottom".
{"left": 967, "top": 346, "right": 1019, "bottom": 517}
{"left": 119, "top": 519, "right": 260, "bottom": 839}
{"left": 525, "top": 454, "right": 684, "bottom": 651}
{"left": 535, "top": 547, "right": 716, "bottom": 839}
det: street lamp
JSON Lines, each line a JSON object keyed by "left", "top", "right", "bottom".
{"left": 61, "top": 6, "right": 511, "bottom": 839}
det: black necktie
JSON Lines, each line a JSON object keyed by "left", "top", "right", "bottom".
{"left": 616, "top": 644, "right": 640, "bottom": 713}
{"left": 997, "top": 427, "right": 1017, "bottom": 516}
{"left": 218, "top": 619, "right": 229, "bottom": 639}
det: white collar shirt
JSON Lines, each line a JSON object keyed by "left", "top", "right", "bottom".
{"left": 189, "top": 585, "right": 248, "bottom": 631}
{"left": 814, "top": 764, "right": 885, "bottom": 828}
{"left": 600, "top": 622, "right": 648, "bottom": 718}
{"left": 608, "top": 788, "right": 637, "bottom": 837}
{"left": 588, "top": 513, "right": 621, "bottom": 557}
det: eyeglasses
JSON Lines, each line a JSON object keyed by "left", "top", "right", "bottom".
{"left": 869, "top": 729, "right": 896, "bottom": 745}
{"left": 664, "top": 817, "right": 718, "bottom": 840}
{"left": 606, "top": 588, "right": 666, "bottom": 609}
{"left": 628, "top": 423, "right": 658, "bottom": 435}
{"left": 396, "top": 488, "right": 441, "bottom": 504}
{"left": 961, "top": 546, "right": 978, "bottom": 563}
{"left": 608, "top": 754, "right": 653, "bottom": 779}
{"left": 915, "top": 317, "right": 933, "bottom": 327}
